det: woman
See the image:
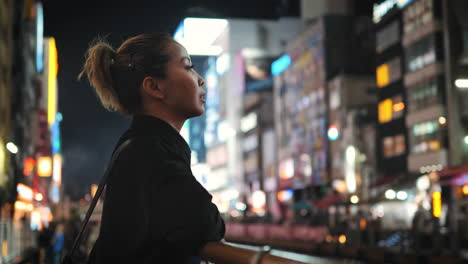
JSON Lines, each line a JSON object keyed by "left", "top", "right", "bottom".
{"left": 78, "top": 33, "right": 225, "bottom": 263}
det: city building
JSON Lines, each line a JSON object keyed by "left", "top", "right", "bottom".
{"left": 273, "top": 1, "right": 376, "bottom": 224}
{"left": 174, "top": 17, "right": 304, "bottom": 217}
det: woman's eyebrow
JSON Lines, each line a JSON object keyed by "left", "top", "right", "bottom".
{"left": 180, "top": 56, "right": 192, "bottom": 64}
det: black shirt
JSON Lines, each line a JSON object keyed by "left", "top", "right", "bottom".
{"left": 89, "top": 115, "right": 225, "bottom": 263}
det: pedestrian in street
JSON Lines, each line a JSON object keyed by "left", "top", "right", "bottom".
{"left": 77, "top": 33, "right": 225, "bottom": 263}
{"left": 38, "top": 224, "right": 53, "bottom": 264}
{"left": 52, "top": 222, "right": 65, "bottom": 264}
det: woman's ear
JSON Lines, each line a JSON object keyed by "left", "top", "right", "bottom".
{"left": 142, "top": 76, "right": 164, "bottom": 100}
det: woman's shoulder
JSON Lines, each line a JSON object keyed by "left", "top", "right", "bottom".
{"left": 121, "top": 136, "right": 169, "bottom": 160}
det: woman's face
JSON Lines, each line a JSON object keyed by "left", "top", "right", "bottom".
{"left": 158, "top": 41, "right": 206, "bottom": 118}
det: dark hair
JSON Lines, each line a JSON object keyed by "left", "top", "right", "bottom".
{"left": 78, "top": 33, "right": 175, "bottom": 116}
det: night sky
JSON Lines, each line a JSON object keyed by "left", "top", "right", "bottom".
{"left": 41, "top": 0, "right": 297, "bottom": 200}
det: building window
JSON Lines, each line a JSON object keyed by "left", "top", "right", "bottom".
{"left": 410, "top": 120, "right": 445, "bottom": 154}
{"left": 407, "top": 78, "right": 441, "bottom": 112}
{"left": 377, "top": 21, "right": 400, "bottom": 53}
{"left": 405, "top": 35, "right": 436, "bottom": 72}
{"left": 376, "top": 57, "right": 402, "bottom": 88}
{"left": 383, "top": 134, "right": 406, "bottom": 158}
{"left": 403, "top": 0, "right": 434, "bottom": 35}
{"left": 378, "top": 95, "right": 405, "bottom": 123}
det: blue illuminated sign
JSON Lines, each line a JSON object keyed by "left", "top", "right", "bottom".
{"left": 51, "top": 121, "right": 61, "bottom": 154}
{"left": 36, "top": 3, "right": 44, "bottom": 72}
{"left": 271, "top": 55, "right": 291, "bottom": 76}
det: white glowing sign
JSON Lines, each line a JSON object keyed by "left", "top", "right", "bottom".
{"left": 174, "top": 17, "right": 228, "bottom": 56}
{"left": 373, "top": 0, "right": 414, "bottom": 23}
{"left": 241, "top": 112, "right": 258, "bottom": 133}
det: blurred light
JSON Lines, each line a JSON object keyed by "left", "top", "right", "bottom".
{"left": 279, "top": 159, "right": 294, "bottom": 179}
{"left": 6, "top": 142, "right": 18, "bottom": 154}
{"left": 338, "top": 235, "right": 346, "bottom": 244}
{"left": 455, "top": 79, "right": 468, "bottom": 88}
{"left": 31, "top": 210, "right": 41, "bottom": 230}
{"left": 15, "top": 201, "right": 26, "bottom": 210}
{"left": 325, "top": 235, "right": 333, "bottom": 243}
{"left": 360, "top": 219, "right": 367, "bottom": 230}
{"left": 376, "top": 205, "right": 385, "bottom": 217}
{"left": 240, "top": 112, "right": 258, "bottom": 133}
{"left": 14, "top": 201, "right": 33, "bottom": 212}
{"left": 345, "top": 146, "right": 357, "bottom": 193}
{"left": 37, "top": 156, "right": 52, "bottom": 177}
{"left": 385, "top": 189, "right": 396, "bottom": 199}
{"left": 277, "top": 189, "right": 293, "bottom": 202}
{"left": 218, "top": 121, "right": 235, "bottom": 142}
{"left": 221, "top": 189, "right": 239, "bottom": 201}
{"left": 376, "top": 64, "right": 389, "bottom": 87}
{"left": 397, "top": 191, "right": 408, "bottom": 200}
{"left": 252, "top": 190, "right": 266, "bottom": 210}
{"left": 35, "top": 193, "right": 43, "bottom": 201}
{"left": 52, "top": 154, "right": 62, "bottom": 183}
{"left": 463, "top": 185, "right": 468, "bottom": 196}
{"left": 378, "top": 99, "right": 392, "bottom": 123}
{"left": 327, "top": 125, "right": 339, "bottom": 141}
{"left": 416, "top": 176, "right": 430, "bottom": 190}
{"left": 47, "top": 37, "right": 58, "bottom": 125}
{"left": 52, "top": 184, "right": 60, "bottom": 203}
{"left": 56, "top": 112, "right": 63, "bottom": 122}
{"left": 272, "top": 54, "right": 291, "bottom": 76}
{"left": 235, "top": 202, "right": 247, "bottom": 211}
{"left": 464, "top": 136, "right": 468, "bottom": 145}
{"left": 91, "top": 184, "right": 98, "bottom": 198}
{"left": 393, "top": 102, "right": 405, "bottom": 112}
{"left": 174, "top": 18, "right": 228, "bottom": 56}
{"left": 36, "top": 2, "right": 44, "bottom": 72}
{"left": 51, "top": 121, "right": 61, "bottom": 154}
{"left": 23, "top": 158, "right": 35, "bottom": 177}
{"left": 350, "top": 195, "right": 359, "bottom": 204}
{"left": 373, "top": 0, "right": 414, "bottom": 23}
{"left": 216, "top": 53, "right": 230, "bottom": 75}
{"left": 2, "top": 239, "right": 7, "bottom": 257}
{"left": 230, "top": 210, "right": 240, "bottom": 218}
{"left": 333, "top": 180, "right": 347, "bottom": 193}
{"left": 438, "top": 117, "right": 446, "bottom": 125}
{"left": 432, "top": 191, "right": 442, "bottom": 217}
{"left": 17, "top": 183, "right": 33, "bottom": 201}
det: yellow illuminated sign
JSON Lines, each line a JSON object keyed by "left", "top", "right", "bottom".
{"left": 378, "top": 99, "right": 393, "bottom": 123}
{"left": 376, "top": 64, "right": 390, "bottom": 88}
{"left": 432, "top": 191, "right": 441, "bottom": 218}
{"left": 48, "top": 38, "right": 58, "bottom": 125}
{"left": 37, "top": 156, "right": 52, "bottom": 177}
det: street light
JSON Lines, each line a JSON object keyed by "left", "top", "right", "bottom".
{"left": 455, "top": 79, "right": 468, "bottom": 88}
{"left": 6, "top": 142, "right": 18, "bottom": 154}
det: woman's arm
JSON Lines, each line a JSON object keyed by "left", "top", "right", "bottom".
{"left": 151, "top": 157, "right": 225, "bottom": 255}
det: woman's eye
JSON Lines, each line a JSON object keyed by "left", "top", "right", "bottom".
{"left": 186, "top": 65, "right": 194, "bottom": 70}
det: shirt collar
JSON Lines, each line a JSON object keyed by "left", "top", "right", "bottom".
{"left": 130, "top": 114, "right": 191, "bottom": 162}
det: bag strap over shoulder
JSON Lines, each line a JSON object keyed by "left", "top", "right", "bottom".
{"left": 62, "top": 138, "right": 133, "bottom": 264}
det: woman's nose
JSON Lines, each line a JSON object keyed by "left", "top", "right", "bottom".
{"left": 198, "top": 76, "right": 205, "bottom": 87}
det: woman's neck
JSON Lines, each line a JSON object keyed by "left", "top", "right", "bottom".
{"left": 140, "top": 109, "right": 185, "bottom": 132}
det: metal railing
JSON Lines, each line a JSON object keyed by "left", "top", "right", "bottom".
{"left": 200, "top": 242, "right": 307, "bottom": 264}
